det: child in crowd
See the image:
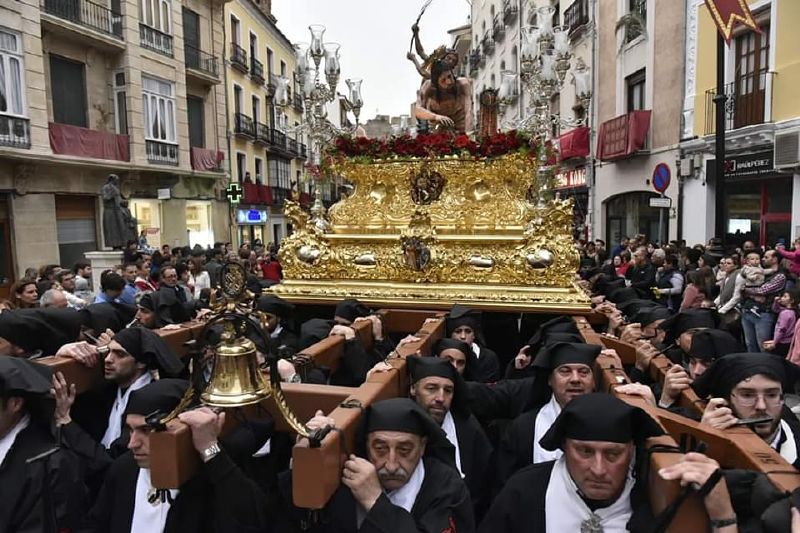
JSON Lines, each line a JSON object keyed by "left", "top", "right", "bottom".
{"left": 764, "top": 289, "right": 799, "bottom": 357}
{"left": 740, "top": 252, "right": 767, "bottom": 288}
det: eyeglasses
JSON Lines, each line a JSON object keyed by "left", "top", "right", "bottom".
{"left": 731, "top": 390, "right": 784, "bottom": 408}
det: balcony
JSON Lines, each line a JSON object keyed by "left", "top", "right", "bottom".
{"left": 0, "top": 115, "right": 31, "bottom": 149}
{"left": 625, "top": 0, "right": 647, "bottom": 43}
{"left": 49, "top": 122, "right": 129, "bottom": 161}
{"left": 184, "top": 45, "right": 220, "bottom": 84}
{"left": 255, "top": 122, "right": 271, "bottom": 144}
{"left": 469, "top": 50, "right": 481, "bottom": 76}
{"left": 287, "top": 138, "right": 298, "bottom": 155}
{"left": 230, "top": 43, "right": 248, "bottom": 73}
{"left": 493, "top": 15, "right": 505, "bottom": 40}
{"left": 271, "top": 128, "right": 287, "bottom": 149}
{"left": 42, "top": 0, "right": 123, "bottom": 43}
{"left": 271, "top": 186, "right": 291, "bottom": 208}
{"left": 250, "top": 58, "right": 265, "bottom": 84}
{"left": 146, "top": 139, "right": 178, "bottom": 165}
{"left": 596, "top": 110, "right": 651, "bottom": 161}
{"left": 140, "top": 24, "right": 173, "bottom": 57}
{"left": 565, "top": 0, "right": 590, "bottom": 37}
{"left": 190, "top": 147, "right": 224, "bottom": 172}
{"left": 234, "top": 113, "right": 255, "bottom": 138}
{"left": 267, "top": 73, "right": 279, "bottom": 97}
{"left": 293, "top": 92, "right": 304, "bottom": 112}
{"left": 503, "top": 0, "right": 518, "bottom": 22}
{"left": 298, "top": 143, "right": 307, "bottom": 159}
{"left": 482, "top": 33, "right": 495, "bottom": 55}
{"left": 704, "top": 70, "right": 772, "bottom": 135}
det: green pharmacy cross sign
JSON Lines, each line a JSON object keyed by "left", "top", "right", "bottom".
{"left": 226, "top": 183, "right": 243, "bottom": 204}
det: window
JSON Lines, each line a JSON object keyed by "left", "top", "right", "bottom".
{"left": 552, "top": 2, "right": 560, "bottom": 26}
{"left": 0, "top": 30, "right": 25, "bottom": 117}
{"left": 267, "top": 48, "right": 274, "bottom": 75}
{"left": 50, "top": 55, "right": 87, "bottom": 127}
{"left": 252, "top": 95, "right": 260, "bottom": 122}
{"left": 187, "top": 95, "right": 204, "bottom": 148}
{"left": 626, "top": 0, "right": 646, "bottom": 42}
{"left": 142, "top": 75, "right": 176, "bottom": 142}
{"left": 268, "top": 158, "right": 291, "bottom": 189}
{"left": 230, "top": 15, "right": 240, "bottom": 45}
{"left": 236, "top": 152, "right": 246, "bottom": 181}
{"left": 249, "top": 32, "right": 258, "bottom": 59}
{"left": 280, "top": 61, "right": 286, "bottom": 77}
{"left": 255, "top": 157, "right": 263, "bottom": 181}
{"left": 113, "top": 71, "right": 127, "bottom": 134}
{"left": 140, "top": 0, "right": 171, "bottom": 33}
{"left": 233, "top": 84, "right": 243, "bottom": 115}
{"left": 626, "top": 69, "right": 646, "bottom": 112}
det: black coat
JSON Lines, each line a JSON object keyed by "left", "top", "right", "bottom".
{"left": 480, "top": 460, "right": 653, "bottom": 533}
{"left": 451, "top": 411, "right": 494, "bottom": 522}
{"left": 78, "top": 450, "right": 270, "bottom": 533}
{"left": 0, "top": 422, "right": 87, "bottom": 533}
{"left": 464, "top": 377, "right": 541, "bottom": 424}
{"left": 329, "top": 338, "right": 382, "bottom": 387}
{"left": 472, "top": 346, "right": 501, "bottom": 383}
{"left": 493, "top": 408, "right": 539, "bottom": 495}
{"left": 278, "top": 456, "right": 475, "bottom": 533}
{"left": 625, "top": 263, "right": 657, "bottom": 297}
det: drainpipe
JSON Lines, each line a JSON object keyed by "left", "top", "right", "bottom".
{"left": 220, "top": 0, "right": 235, "bottom": 247}
{"left": 587, "top": 0, "right": 598, "bottom": 241}
{"left": 676, "top": 0, "right": 688, "bottom": 243}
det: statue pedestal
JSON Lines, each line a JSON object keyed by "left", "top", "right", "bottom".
{"left": 84, "top": 250, "right": 124, "bottom": 293}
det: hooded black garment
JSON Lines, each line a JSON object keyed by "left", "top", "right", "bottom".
{"left": 0, "top": 308, "right": 83, "bottom": 357}
{"left": 481, "top": 394, "right": 663, "bottom": 533}
{"left": 692, "top": 352, "right": 799, "bottom": 399}
{"left": 278, "top": 397, "right": 476, "bottom": 533}
{"left": 114, "top": 327, "right": 185, "bottom": 377}
{"left": 445, "top": 306, "right": 501, "bottom": 382}
{"left": 334, "top": 298, "right": 371, "bottom": 324}
{"left": 631, "top": 305, "right": 672, "bottom": 327}
{"left": 140, "top": 289, "right": 195, "bottom": 327}
{"left": 658, "top": 308, "right": 721, "bottom": 346}
{"left": 687, "top": 329, "right": 744, "bottom": 362}
{"left": 433, "top": 338, "right": 480, "bottom": 383}
{"left": 80, "top": 379, "right": 270, "bottom": 533}
{"left": 80, "top": 302, "right": 137, "bottom": 334}
{"left": 0, "top": 357, "right": 87, "bottom": 533}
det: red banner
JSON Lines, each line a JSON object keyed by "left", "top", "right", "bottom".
{"left": 49, "top": 122, "right": 129, "bottom": 161}
{"left": 704, "top": 0, "right": 760, "bottom": 43}
{"left": 558, "top": 126, "right": 590, "bottom": 161}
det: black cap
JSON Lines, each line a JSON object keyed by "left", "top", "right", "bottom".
{"left": 334, "top": 299, "right": 370, "bottom": 324}
{"left": 692, "top": 353, "right": 799, "bottom": 399}
{"left": 0, "top": 357, "right": 53, "bottom": 396}
{"left": 616, "top": 299, "right": 660, "bottom": 317}
{"left": 631, "top": 306, "right": 672, "bottom": 327}
{"left": 407, "top": 356, "right": 468, "bottom": 415}
{"left": 0, "top": 308, "right": 83, "bottom": 355}
{"left": 124, "top": 379, "right": 189, "bottom": 418}
{"left": 256, "top": 295, "right": 294, "bottom": 318}
{"left": 539, "top": 393, "right": 664, "bottom": 451}
{"left": 531, "top": 342, "right": 601, "bottom": 371}
{"left": 688, "top": 330, "right": 744, "bottom": 362}
{"left": 657, "top": 309, "right": 720, "bottom": 344}
{"left": 356, "top": 398, "right": 456, "bottom": 468}
{"left": 445, "top": 305, "right": 483, "bottom": 338}
{"left": 606, "top": 287, "right": 640, "bottom": 304}
{"left": 114, "top": 327, "right": 185, "bottom": 377}
{"left": 80, "top": 302, "right": 137, "bottom": 334}
{"left": 526, "top": 316, "right": 580, "bottom": 348}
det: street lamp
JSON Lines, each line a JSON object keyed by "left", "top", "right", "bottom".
{"left": 274, "top": 25, "right": 364, "bottom": 229}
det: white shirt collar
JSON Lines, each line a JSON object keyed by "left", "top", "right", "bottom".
{"left": 0, "top": 414, "right": 30, "bottom": 466}
{"left": 533, "top": 396, "right": 563, "bottom": 464}
{"left": 386, "top": 458, "right": 425, "bottom": 513}
{"left": 471, "top": 342, "right": 481, "bottom": 359}
{"left": 101, "top": 373, "right": 153, "bottom": 448}
{"left": 131, "top": 468, "right": 179, "bottom": 533}
{"left": 441, "top": 411, "right": 464, "bottom": 478}
{"left": 773, "top": 420, "right": 798, "bottom": 465}
{"left": 271, "top": 325, "right": 284, "bottom": 339}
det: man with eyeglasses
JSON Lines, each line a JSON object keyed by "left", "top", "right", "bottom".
{"left": 693, "top": 352, "right": 800, "bottom": 467}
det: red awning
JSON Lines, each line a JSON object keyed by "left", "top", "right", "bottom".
{"left": 49, "top": 122, "right": 130, "bottom": 161}
{"left": 558, "top": 126, "right": 590, "bottom": 161}
{"left": 190, "top": 147, "right": 224, "bottom": 171}
{"left": 596, "top": 110, "right": 651, "bottom": 161}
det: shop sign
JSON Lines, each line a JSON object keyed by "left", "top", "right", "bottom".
{"left": 722, "top": 151, "right": 774, "bottom": 180}
{"left": 554, "top": 167, "right": 587, "bottom": 189}
{"left": 236, "top": 209, "right": 268, "bottom": 225}
{"left": 649, "top": 197, "right": 672, "bottom": 208}
{"left": 157, "top": 188, "right": 171, "bottom": 200}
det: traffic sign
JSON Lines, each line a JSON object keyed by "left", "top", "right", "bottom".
{"left": 649, "top": 197, "right": 672, "bottom": 208}
{"left": 652, "top": 163, "right": 671, "bottom": 193}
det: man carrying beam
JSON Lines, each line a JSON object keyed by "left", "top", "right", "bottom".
{"left": 280, "top": 397, "right": 475, "bottom": 532}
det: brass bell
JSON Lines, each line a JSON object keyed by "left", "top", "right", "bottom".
{"left": 201, "top": 332, "right": 271, "bottom": 407}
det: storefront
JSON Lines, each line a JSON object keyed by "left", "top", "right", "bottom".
{"left": 554, "top": 166, "right": 589, "bottom": 241}
{"left": 605, "top": 191, "right": 664, "bottom": 246}
{"left": 709, "top": 150, "right": 793, "bottom": 247}
{"left": 236, "top": 207, "right": 269, "bottom": 246}
{"left": 186, "top": 201, "right": 214, "bottom": 248}
{"left": 130, "top": 198, "right": 163, "bottom": 249}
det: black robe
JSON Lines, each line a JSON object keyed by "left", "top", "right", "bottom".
{"left": 278, "top": 456, "right": 475, "bottom": 533}
{"left": 480, "top": 460, "right": 653, "bottom": 533}
{"left": 464, "top": 377, "right": 541, "bottom": 424}
{"left": 472, "top": 345, "right": 501, "bottom": 383}
{"left": 329, "top": 338, "right": 383, "bottom": 387}
{"left": 493, "top": 407, "right": 539, "bottom": 495}
{"left": 451, "top": 411, "right": 493, "bottom": 521}
{"left": 78, "top": 450, "right": 269, "bottom": 533}
{"left": 0, "top": 422, "right": 87, "bottom": 533}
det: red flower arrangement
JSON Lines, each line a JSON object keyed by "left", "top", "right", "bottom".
{"left": 328, "top": 130, "right": 537, "bottom": 160}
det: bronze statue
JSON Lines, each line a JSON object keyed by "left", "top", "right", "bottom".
{"left": 100, "top": 174, "right": 129, "bottom": 249}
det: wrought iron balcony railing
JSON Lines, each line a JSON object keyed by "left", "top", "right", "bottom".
{"left": 0, "top": 115, "right": 30, "bottom": 149}
{"left": 184, "top": 45, "right": 219, "bottom": 77}
{"left": 146, "top": 139, "right": 178, "bottom": 165}
{"left": 230, "top": 42, "right": 248, "bottom": 72}
{"left": 140, "top": 24, "right": 173, "bottom": 56}
{"left": 704, "top": 69, "right": 773, "bottom": 135}
{"left": 42, "top": 0, "right": 123, "bottom": 39}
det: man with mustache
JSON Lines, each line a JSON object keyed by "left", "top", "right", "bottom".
{"left": 694, "top": 352, "right": 800, "bottom": 468}
{"left": 281, "top": 398, "right": 475, "bottom": 532}
{"left": 481, "top": 394, "right": 738, "bottom": 532}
